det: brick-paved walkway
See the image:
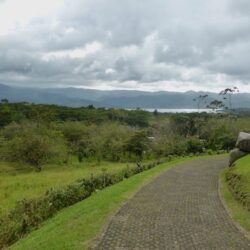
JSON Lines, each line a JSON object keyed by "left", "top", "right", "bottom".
{"left": 92, "top": 157, "right": 250, "bottom": 250}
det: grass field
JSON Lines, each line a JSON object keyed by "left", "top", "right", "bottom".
{"left": 9, "top": 157, "right": 193, "bottom": 250}
{"left": 220, "top": 155, "right": 250, "bottom": 232}
{"left": 0, "top": 160, "right": 130, "bottom": 212}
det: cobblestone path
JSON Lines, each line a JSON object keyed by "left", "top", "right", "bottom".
{"left": 93, "top": 157, "right": 250, "bottom": 250}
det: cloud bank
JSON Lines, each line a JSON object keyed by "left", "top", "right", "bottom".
{"left": 1, "top": 0, "right": 250, "bottom": 92}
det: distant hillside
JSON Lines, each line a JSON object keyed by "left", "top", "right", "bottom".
{"left": 1, "top": 83, "right": 250, "bottom": 108}
{"left": 0, "top": 84, "right": 101, "bottom": 107}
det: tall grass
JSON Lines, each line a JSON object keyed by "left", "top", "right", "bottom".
{"left": 0, "top": 161, "right": 128, "bottom": 212}
{"left": 225, "top": 155, "right": 250, "bottom": 211}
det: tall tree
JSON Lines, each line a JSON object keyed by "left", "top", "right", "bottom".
{"left": 219, "top": 87, "right": 239, "bottom": 110}
{"left": 207, "top": 100, "right": 224, "bottom": 111}
{"left": 193, "top": 95, "right": 208, "bottom": 112}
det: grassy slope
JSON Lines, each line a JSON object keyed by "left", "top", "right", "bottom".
{"left": 220, "top": 155, "right": 250, "bottom": 232}
{"left": 0, "top": 161, "right": 128, "bottom": 211}
{"left": 10, "top": 157, "right": 192, "bottom": 250}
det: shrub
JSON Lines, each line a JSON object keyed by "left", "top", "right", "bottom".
{"left": 171, "top": 141, "right": 188, "bottom": 155}
{"left": 0, "top": 105, "right": 13, "bottom": 127}
{"left": 0, "top": 124, "right": 68, "bottom": 170}
{"left": 0, "top": 159, "right": 166, "bottom": 248}
{"left": 225, "top": 169, "right": 250, "bottom": 211}
{"left": 186, "top": 138, "right": 204, "bottom": 154}
{"left": 206, "top": 124, "right": 236, "bottom": 151}
{"left": 124, "top": 131, "right": 150, "bottom": 160}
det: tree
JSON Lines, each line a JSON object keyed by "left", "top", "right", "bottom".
{"left": 0, "top": 105, "right": 13, "bottom": 127}
{"left": 153, "top": 109, "right": 159, "bottom": 116}
{"left": 0, "top": 124, "right": 68, "bottom": 171}
{"left": 1, "top": 99, "right": 9, "bottom": 104}
{"left": 193, "top": 95, "right": 208, "bottom": 112}
{"left": 219, "top": 87, "right": 239, "bottom": 110}
{"left": 124, "top": 131, "right": 150, "bottom": 160}
{"left": 170, "top": 115, "right": 197, "bottom": 137}
{"left": 207, "top": 100, "right": 224, "bottom": 111}
{"left": 125, "top": 110, "right": 150, "bottom": 127}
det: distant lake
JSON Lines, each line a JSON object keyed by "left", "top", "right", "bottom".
{"left": 138, "top": 109, "right": 215, "bottom": 113}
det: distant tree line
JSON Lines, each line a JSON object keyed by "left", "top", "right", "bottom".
{"left": 0, "top": 101, "right": 249, "bottom": 171}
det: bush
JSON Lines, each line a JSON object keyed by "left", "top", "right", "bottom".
{"left": 206, "top": 124, "right": 236, "bottom": 151}
{"left": 57, "top": 122, "right": 133, "bottom": 162}
{"left": 171, "top": 141, "right": 188, "bottom": 155}
{"left": 0, "top": 159, "right": 166, "bottom": 248}
{"left": 225, "top": 169, "right": 250, "bottom": 211}
{"left": 0, "top": 105, "right": 13, "bottom": 127}
{"left": 0, "top": 123, "right": 68, "bottom": 170}
{"left": 186, "top": 138, "right": 204, "bottom": 154}
{"left": 124, "top": 131, "right": 150, "bottom": 160}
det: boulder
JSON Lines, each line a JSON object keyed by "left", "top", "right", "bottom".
{"left": 229, "top": 148, "right": 247, "bottom": 167}
{"left": 236, "top": 132, "right": 250, "bottom": 152}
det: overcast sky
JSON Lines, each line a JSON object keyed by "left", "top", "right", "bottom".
{"left": 1, "top": 0, "right": 250, "bottom": 92}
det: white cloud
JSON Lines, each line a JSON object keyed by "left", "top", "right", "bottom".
{"left": 42, "top": 41, "right": 103, "bottom": 61}
{"left": 0, "top": 0, "right": 64, "bottom": 35}
{"left": 105, "top": 68, "right": 116, "bottom": 75}
{"left": 1, "top": 0, "right": 250, "bottom": 92}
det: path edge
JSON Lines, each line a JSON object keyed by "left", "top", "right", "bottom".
{"left": 88, "top": 160, "right": 186, "bottom": 249}
{"left": 218, "top": 173, "right": 250, "bottom": 241}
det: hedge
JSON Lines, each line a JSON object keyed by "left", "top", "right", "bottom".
{"left": 0, "top": 159, "right": 165, "bottom": 248}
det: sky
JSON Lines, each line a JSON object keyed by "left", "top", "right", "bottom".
{"left": 0, "top": 0, "right": 250, "bottom": 92}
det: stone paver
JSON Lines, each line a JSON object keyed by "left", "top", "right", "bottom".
{"left": 92, "top": 157, "right": 250, "bottom": 250}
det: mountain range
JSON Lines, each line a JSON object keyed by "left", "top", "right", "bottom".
{"left": 1, "top": 83, "right": 250, "bottom": 109}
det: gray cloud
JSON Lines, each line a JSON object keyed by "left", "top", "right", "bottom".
{"left": 228, "top": 0, "right": 250, "bottom": 16}
{"left": 1, "top": 0, "right": 250, "bottom": 91}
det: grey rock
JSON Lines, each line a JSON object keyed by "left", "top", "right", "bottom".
{"left": 229, "top": 148, "right": 247, "bottom": 167}
{"left": 236, "top": 132, "right": 250, "bottom": 152}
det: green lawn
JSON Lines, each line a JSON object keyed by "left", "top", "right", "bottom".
{"left": 10, "top": 157, "right": 192, "bottom": 250}
{"left": 0, "top": 160, "right": 129, "bottom": 212}
{"left": 220, "top": 155, "right": 250, "bottom": 232}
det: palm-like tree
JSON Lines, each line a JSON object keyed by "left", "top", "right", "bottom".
{"left": 193, "top": 94, "right": 208, "bottom": 112}
{"left": 219, "top": 87, "right": 239, "bottom": 110}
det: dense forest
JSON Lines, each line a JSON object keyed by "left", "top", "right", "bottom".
{"left": 0, "top": 101, "right": 249, "bottom": 171}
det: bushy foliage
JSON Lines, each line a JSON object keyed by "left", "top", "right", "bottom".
{"left": 0, "top": 159, "right": 164, "bottom": 248}
{"left": 1, "top": 102, "right": 250, "bottom": 247}
{"left": 170, "top": 115, "right": 197, "bottom": 137}
{"left": 0, "top": 103, "right": 151, "bottom": 128}
{"left": 186, "top": 138, "right": 205, "bottom": 154}
{"left": 124, "top": 131, "right": 151, "bottom": 160}
{"left": 0, "top": 102, "right": 248, "bottom": 167}
{"left": 0, "top": 105, "right": 13, "bottom": 127}
{"left": 57, "top": 122, "right": 134, "bottom": 162}
{"left": 225, "top": 161, "right": 250, "bottom": 211}
{"left": 0, "top": 123, "right": 68, "bottom": 170}
{"left": 205, "top": 124, "right": 236, "bottom": 151}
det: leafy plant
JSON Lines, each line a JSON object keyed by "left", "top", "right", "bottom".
{"left": 0, "top": 159, "right": 165, "bottom": 248}
{"left": 0, "top": 124, "right": 68, "bottom": 171}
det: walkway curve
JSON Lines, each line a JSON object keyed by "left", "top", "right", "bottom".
{"left": 92, "top": 156, "right": 250, "bottom": 250}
